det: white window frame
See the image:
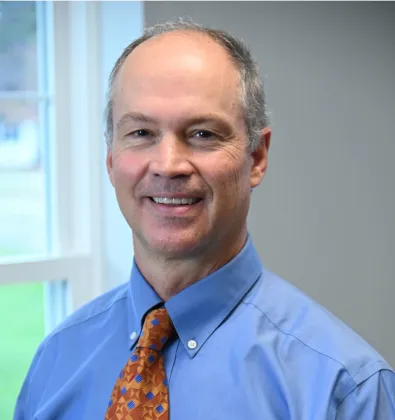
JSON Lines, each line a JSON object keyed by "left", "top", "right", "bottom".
{"left": 0, "top": 2, "right": 104, "bottom": 315}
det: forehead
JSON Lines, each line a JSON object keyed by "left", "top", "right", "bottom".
{"left": 113, "top": 31, "right": 243, "bottom": 121}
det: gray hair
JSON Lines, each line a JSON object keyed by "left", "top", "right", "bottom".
{"left": 104, "top": 18, "right": 269, "bottom": 151}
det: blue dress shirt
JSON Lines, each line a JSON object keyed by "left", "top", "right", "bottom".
{"left": 15, "top": 236, "right": 395, "bottom": 419}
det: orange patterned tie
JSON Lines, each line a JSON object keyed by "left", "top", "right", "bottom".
{"left": 105, "top": 307, "right": 175, "bottom": 419}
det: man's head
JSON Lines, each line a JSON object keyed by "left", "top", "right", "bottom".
{"left": 106, "top": 19, "right": 271, "bottom": 261}
{"left": 105, "top": 19, "right": 269, "bottom": 152}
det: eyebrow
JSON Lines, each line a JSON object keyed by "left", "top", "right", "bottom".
{"left": 116, "top": 112, "right": 232, "bottom": 131}
{"left": 116, "top": 112, "right": 155, "bottom": 130}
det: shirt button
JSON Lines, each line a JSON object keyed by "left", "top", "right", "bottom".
{"left": 130, "top": 331, "right": 137, "bottom": 340}
{"left": 188, "top": 339, "right": 197, "bottom": 350}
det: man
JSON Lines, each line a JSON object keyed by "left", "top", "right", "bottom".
{"left": 15, "top": 19, "right": 395, "bottom": 419}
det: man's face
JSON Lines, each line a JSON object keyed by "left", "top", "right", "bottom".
{"left": 107, "top": 32, "right": 269, "bottom": 258}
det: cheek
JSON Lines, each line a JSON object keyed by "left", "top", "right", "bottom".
{"left": 204, "top": 153, "right": 249, "bottom": 202}
{"left": 217, "top": 153, "right": 249, "bottom": 190}
{"left": 112, "top": 151, "right": 143, "bottom": 185}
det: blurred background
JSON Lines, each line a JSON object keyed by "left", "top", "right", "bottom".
{"left": 0, "top": 3, "right": 48, "bottom": 417}
{"left": 0, "top": 1, "right": 394, "bottom": 418}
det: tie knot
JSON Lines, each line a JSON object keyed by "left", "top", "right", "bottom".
{"left": 137, "top": 307, "right": 175, "bottom": 352}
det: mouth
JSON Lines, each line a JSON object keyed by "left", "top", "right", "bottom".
{"left": 146, "top": 196, "right": 204, "bottom": 216}
{"left": 149, "top": 197, "right": 203, "bottom": 206}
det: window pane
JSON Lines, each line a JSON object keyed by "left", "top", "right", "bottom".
{"left": 0, "top": 100, "right": 48, "bottom": 256}
{"left": 0, "top": 2, "right": 38, "bottom": 92}
{"left": 0, "top": 282, "right": 44, "bottom": 419}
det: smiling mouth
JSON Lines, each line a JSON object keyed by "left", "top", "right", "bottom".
{"left": 149, "top": 197, "right": 202, "bottom": 206}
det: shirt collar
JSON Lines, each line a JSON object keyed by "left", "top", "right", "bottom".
{"left": 127, "top": 234, "right": 263, "bottom": 357}
{"left": 127, "top": 264, "right": 163, "bottom": 349}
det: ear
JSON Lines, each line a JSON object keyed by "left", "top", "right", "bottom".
{"left": 106, "top": 142, "right": 115, "bottom": 187}
{"left": 250, "top": 127, "right": 271, "bottom": 189}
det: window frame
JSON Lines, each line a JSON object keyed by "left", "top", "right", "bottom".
{"left": 0, "top": 1, "right": 105, "bottom": 314}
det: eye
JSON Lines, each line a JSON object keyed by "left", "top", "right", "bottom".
{"left": 128, "top": 129, "right": 152, "bottom": 137}
{"left": 192, "top": 130, "right": 216, "bottom": 139}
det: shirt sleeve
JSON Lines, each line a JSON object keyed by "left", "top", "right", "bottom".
{"left": 13, "top": 339, "right": 51, "bottom": 420}
{"left": 336, "top": 369, "right": 395, "bottom": 419}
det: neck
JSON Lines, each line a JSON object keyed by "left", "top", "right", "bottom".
{"left": 133, "top": 228, "right": 248, "bottom": 301}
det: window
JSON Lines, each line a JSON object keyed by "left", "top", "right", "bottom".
{"left": 0, "top": 2, "right": 50, "bottom": 257}
{"left": 0, "top": 3, "right": 50, "bottom": 416}
{"left": 0, "top": 2, "right": 104, "bottom": 416}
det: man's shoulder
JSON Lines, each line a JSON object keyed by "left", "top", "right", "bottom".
{"left": 243, "top": 268, "right": 393, "bottom": 383}
{"left": 49, "top": 281, "right": 129, "bottom": 340}
{"left": 14, "top": 282, "right": 131, "bottom": 418}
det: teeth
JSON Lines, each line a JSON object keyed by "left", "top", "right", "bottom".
{"left": 152, "top": 197, "right": 199, "bottom": 205}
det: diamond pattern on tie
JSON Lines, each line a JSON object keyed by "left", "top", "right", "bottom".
{"left": 105, "top": 308, "right": 175, "bottom": 419}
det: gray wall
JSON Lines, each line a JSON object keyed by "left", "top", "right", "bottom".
{"left": 145, "top": 2, "right": 395, "bottom": 366}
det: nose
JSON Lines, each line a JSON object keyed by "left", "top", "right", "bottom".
{"left": 149, "top": 134, "right": 194, "bottom": 178}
